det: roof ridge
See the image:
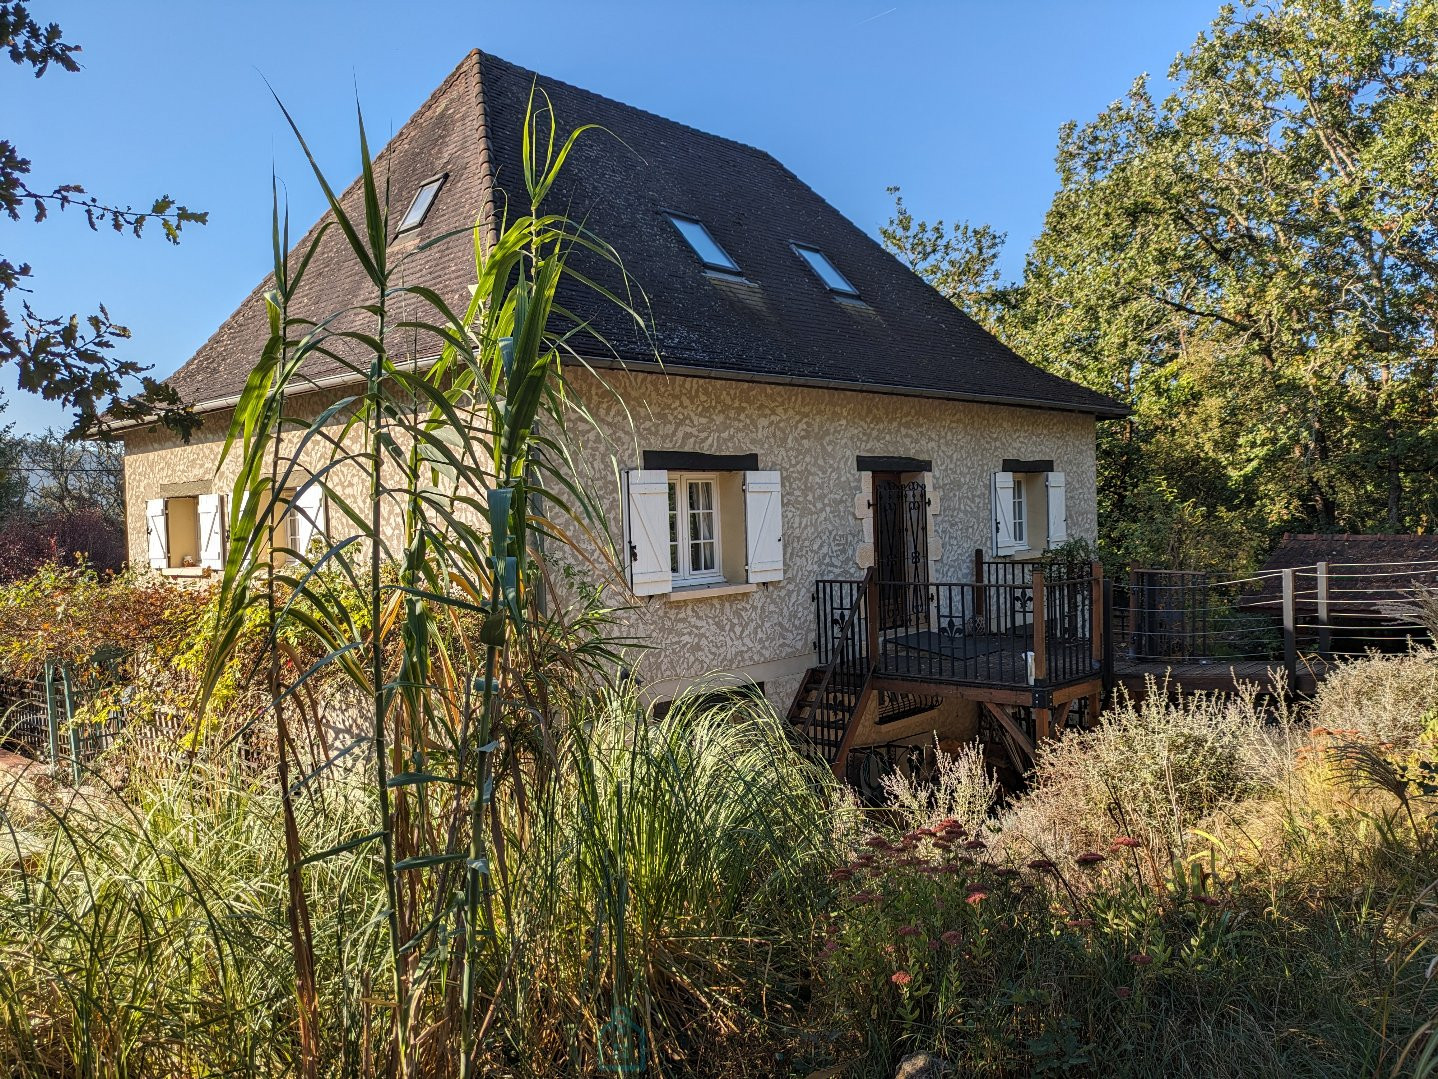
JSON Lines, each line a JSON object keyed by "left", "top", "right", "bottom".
{"left": 470, "top": 50, "right": 501, "bottom": 254}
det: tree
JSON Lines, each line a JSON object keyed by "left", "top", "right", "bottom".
{"left": 892, "top": 0, "right": 1438, "bottom": 568}
{"left": 18, "top": 427, "right": 123, "bottom": 522}
{"left": 2, "top": 3, "right": 204, "bottom": 437}
{"left": 881, "top": 185, "right": 1008, "bottom": 332}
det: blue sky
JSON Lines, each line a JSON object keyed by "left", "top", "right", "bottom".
{"left": 5, "top": 0, "right": 1218, "bottom": 435}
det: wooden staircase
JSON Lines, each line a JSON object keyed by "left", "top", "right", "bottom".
{"left": 789, "top": 569, "right": 876, "bottom": 774}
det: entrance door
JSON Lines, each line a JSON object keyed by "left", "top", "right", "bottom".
{"left": 872, "top": 474, "right": 930, "bottom": 631}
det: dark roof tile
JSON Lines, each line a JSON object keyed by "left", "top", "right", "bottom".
{"left": 164, "top": 51, "right": 1126, "bottom": 418}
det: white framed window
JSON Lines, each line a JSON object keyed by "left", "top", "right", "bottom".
{"left": 1012, "top": 477, "right": 1027, "bottom": 548}
{"left": 667, "top": 473, "right": 724, "bottom": 585}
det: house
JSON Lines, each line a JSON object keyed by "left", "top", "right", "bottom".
{"left": 117, "top": 51, "right": 1125, "bottom": 781}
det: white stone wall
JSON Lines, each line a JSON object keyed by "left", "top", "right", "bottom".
{"left": 122, "top": 370, "right": 1099, "bottom": 713}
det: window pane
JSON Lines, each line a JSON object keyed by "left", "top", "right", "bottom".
{"left": 668, "top": 216, "right": 740, "bottom": 272}
{"left": 1013, "top": 479, "right": 1026, "bottom": 544}
{"left": 668, "top": 482, "right": 680, "bottom": 573}
{"left": 687, "top": 480, "right": 717, "bottom": 573}
{"left": 397, "top": 176, "right": 446, "bottom": 233}
{"left": 793, "top": 244, "right": 858, "bottom": 294}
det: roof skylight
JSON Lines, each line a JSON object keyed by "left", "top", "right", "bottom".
{"left": 668, "top": 215, "right": 740, "bottom": 273}
{"left": 793, "top": 244, "right": 858, "bottom": 295}
{"left": 396, "top": 174, "right": 447, "bottom": 234}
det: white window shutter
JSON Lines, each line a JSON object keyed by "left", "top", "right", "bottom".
{"left": 992, "top": 472, "right": 1016, "bottom": 556}
{"left": 145, "top": 498, "right": 169, "bottom": 570}
{"left": 292, "top": 484, "right": 327, "bottom": 557}
{"left": 743, "top": 470, "right": 784, "bottom": 583}
{"left": 197, "top": 493, "right": 226, "bottom": 570}
{"left": 1046, "top": 472, "right": 1068, "bottom": 545}
{"left": 623, "top": 469, "right": 672, "bottom": 596}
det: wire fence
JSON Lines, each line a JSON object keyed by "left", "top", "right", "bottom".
{"left": 1117, "top": 559, "right": 1435, "bottom": 667}
{"left": 0, "top": 662, "right": 177, "bottom": 782}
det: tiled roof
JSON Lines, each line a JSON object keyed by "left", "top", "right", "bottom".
{"left": 1252, "top": 533, "right": 1438, "bottom": 614}
{"left": 164, "top": 51, "right": 1126, "bottom": 417}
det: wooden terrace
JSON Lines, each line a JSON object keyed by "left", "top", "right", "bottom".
{"left": 789, "top": 552, "right": 1436, "bottom": 781}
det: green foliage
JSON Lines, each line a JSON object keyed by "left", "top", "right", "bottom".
{"left": 892, "top": 0, "right": 1438, "bottom": 568}
{"left": 1011, "top": 0, "right": 1438, "bottom": 550}
{"left": 1, "top": 2, "right": 204, "bottom": 436}
{"left": 0, "top": 688, "right": 837, "bottom": 1076}
{"left": 817, "top": 667, "right": 1438, "bottom": 1078}
{"left": 880, "top": 186, "right": 1007, "bottom": 331}
{"left": 198, "top": 87, "right": 653, "bottom": 1076}
{"left": 0, "top": 561, "right": 203, "bottom": 681}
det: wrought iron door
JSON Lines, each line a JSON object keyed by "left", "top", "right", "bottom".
{"left": 873, "top": 476, "right": 930, "bottom": 630}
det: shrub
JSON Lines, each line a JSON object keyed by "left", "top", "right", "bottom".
{"left": 0, "top": 562, "right": 205, "bottom": 682}
{"left": 881, "top": 736, "right": 1001, "bottom": 835}
{"left": 997, "top": 681, "right": 1294, "bottom": 868}
{"left": 1310, "top": 647, "right": 1438, "bottom": 755}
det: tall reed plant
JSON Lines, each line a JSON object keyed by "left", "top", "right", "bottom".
{"left": 201, "top": 87, "right": 650, "bottom": 1075}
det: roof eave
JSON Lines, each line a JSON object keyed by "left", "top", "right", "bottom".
{"left": 115, "top": 354, "right": 1128, "bottom": 437}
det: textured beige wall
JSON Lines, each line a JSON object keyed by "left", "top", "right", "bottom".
{"left": 558, "top": 370, "right": 1097, "bottom": 707}
{"left": 122, "top": 371, "right": 1098, "bottom": 713}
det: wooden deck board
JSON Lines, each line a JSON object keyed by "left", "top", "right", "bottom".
{"left": 1115, "top": 657, "right": 1329, "bottom": 696}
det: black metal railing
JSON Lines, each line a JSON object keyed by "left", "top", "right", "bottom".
{"left": 1042, "top": 574, "right": 1099, "bottom": 684}
{"left": 802, "top": 570, "right": 876, "bottom": 764}
{"left": 854, "top": 578, "right": 1097, "bottom": 690}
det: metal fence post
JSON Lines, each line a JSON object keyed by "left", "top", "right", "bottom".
{"left": 43, "top": 660, "right": 60, "bottom": 775}
{"left": 1281, "top": 568, "right": 1297, "bottom": 689}
{"left": 61, "top": 667, "right": 81, "bottom": 785}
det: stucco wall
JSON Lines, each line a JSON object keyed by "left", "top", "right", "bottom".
{"left": 122, "top": 371, "right": 1098, "bottom": 713}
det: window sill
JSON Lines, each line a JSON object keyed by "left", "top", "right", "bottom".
{"left": 664, "top": 581, "right": 758, "bottom": 603}
{"left": 159, "top": 567, "right": 213, "bottom": 578}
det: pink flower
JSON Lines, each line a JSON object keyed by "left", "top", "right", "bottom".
{"left": 1065, "top": 918, "right": 1094, "bottom": 929}
{"left": 891, "top": 970, "right": 912, "bottom": 986}
{"left": 828, "top": 868, "right": 854, "bottom": 883}
{"left": 897, "top": 924, "right": 921, "bottom": 937}
{"left": 1027, "top": 858, "right": 1056, "bottom": 871}
{"left": 1195, "top": 895, "right": 1221, "bottom": 907}
{"left": 993, "top": 867, "right": 1019, "bottom": 878}
{"left": 966, "top": 890, "right": 989, "bottom": 905}
{"left": 1076, "top": 852, "right": 1106, "bottom": 866}
{"left": 1116, "top": 986, "right": 1132, "bottom": 1000}
{"left": 1129, "top": 952, "right": 1153, "bottom": 966}
{"left": 864, "top": 835, "right": 891, "bottom": 849}
{"left": 941, "top": 930, "right": 962, "bottom": 947}
{"left": 1112, "top": 836, "right": 1141, "bottom": 849}
{"left": 962, "top": 838, "right": 988, "bottom": 851}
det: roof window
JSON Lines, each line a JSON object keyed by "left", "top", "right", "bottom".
{"left": 396, "top": 174, "right": 447, "bottom": 234}
{"left": 792, "top": 244, "right": 858, "bottom": 295}
{"left": 668, "top": 215, "right": 740, "bottom": 273}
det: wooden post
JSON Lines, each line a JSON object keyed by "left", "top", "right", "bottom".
{"left": 1090, "top": 559, "right": 1104, "bottom": 669}
{"left": 1034, "top": 706, "right": 1052, "bottom": 744}
{"left": 1031, "top": 569, "right": 1047, "bottom": 685}
{"left": 1101, "top": 577, "right": 1115, "bottom": 698}
{"left": 1281, "top": 567, "right": 1297, "bottom": 688}
{"left": 973, "top": 547, "right": 986, "bottom": 619}
{"left": 1316, "top": 560, "right": 1330, "bottom": 661}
